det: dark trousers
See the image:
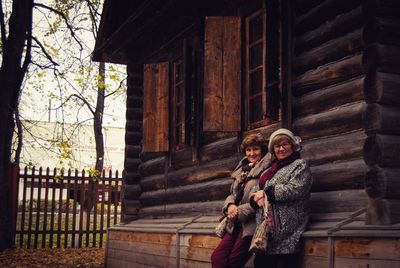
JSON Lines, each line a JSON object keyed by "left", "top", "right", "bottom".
{"left": 211, "top": 225, "right": 252, "bottom": 268}
{"left": 254, "top": 253, "right": 299, "bottom": 268}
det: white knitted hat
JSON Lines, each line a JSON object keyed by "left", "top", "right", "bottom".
{"left": 268, "top": 128, "right": 302, "bottom": 153}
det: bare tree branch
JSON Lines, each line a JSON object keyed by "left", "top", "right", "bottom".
{"left": 31, "top": 36, "right": 59, "bottom": 67}
{"left": 53, "top": 93, "right": 95, "bottom": 115}
{"left": 0, "top": 0, "right": 6, "bottom": 45}
{"left": 34, "top": 2, "right": 84, "bottom": 51}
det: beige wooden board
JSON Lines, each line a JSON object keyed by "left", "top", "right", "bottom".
{"left": 108, "top": 239, "right": 175, "bottom": 257}
{"left": 108, "top": 247, "right": 176, "bottom": 268}
{"left": 107, "top": 257, "right": 154, "bottom": 268}
{"left": 303, "top": 238, "right": 329, "bottom": 257}
{"left": 179, "top": 234, "right": 220, "bottom": 249}
{"left": 179, "top": 258, "right": 211, "bottom": 268}
{"left": 300, "top": 255, "right": 329, "bottom": 268}
{"left": 108, "top": 230, "right": 175, "bottom": 244}
{"left": 334, "top": 257, "right": 400, "bottom": 268}
{"left": 335, "top": 238, "right": 400, "bottom": 260}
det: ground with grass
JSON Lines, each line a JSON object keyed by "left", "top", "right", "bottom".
{"left": 0, "top": 247, "right": 105, "bottom": 268}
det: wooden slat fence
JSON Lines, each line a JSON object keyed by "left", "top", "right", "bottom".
{"left": 12, "top": 166, "right": 123, "bottom": 248}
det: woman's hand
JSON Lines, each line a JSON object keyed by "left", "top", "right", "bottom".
{"left": 227, "top": 204, "right": 238, "bottom": 220}
{"left": 253, "top": 190, "right": 265, "bottom": 207}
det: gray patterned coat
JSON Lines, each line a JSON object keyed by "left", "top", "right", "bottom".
{"left": 222, "top": 153, "right": 271, "bottom": 238}
{"left": 253, "top": 158, "right": 312, "bottom": 254}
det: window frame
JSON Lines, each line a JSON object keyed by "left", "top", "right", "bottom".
{"left": 244, "top": 8, "right": 279, "bottom": 130}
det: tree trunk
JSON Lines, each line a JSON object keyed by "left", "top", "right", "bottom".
{"left": 0, "top": 0, "right": 33, "bottom": 251}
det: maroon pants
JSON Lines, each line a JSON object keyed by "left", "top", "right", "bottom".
{"left": 211, "top": 225, "right": 252, "bottom": 268}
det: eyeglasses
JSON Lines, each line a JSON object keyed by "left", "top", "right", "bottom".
{"left": 273, "top": 143, "right": 291, "bottom": 149}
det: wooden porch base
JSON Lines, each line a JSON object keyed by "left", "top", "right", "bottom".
{"left": 105, "top": 215, "right": 400, "bottom": 267}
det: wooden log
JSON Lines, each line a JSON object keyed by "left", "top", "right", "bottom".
{"left": 125, "top": 119, "right": 142, "bottom": 133}
{"left": 364, "top": 134, "right": 400, "bottom": 167}
{"left": 293, "top": 53, "right": 363, "bottom": 96}
{"left": 302, "top": 131, "right": 367, "bottom": 166}
{"left": 363, "top": 0, "right": 400, "bottom": 18}
{"left": 362, "top": 44, "right": 400, "bottom": 74}
{"left": 296, "top": 6, "right": 364, "bottom": 53}
{"left": 139, "top": 156, "right": 167, "bottom": 177}
{"left": 201, "top": 131, "right": 238, "bottom": 146}
{"left": 293, "top": 76, "right": 364, "bottom": 118}
{"left": 294, "top": 28, "right": 364, "bottom": 74}
{"left": 125, "top": 131, "right": 142, "bottom": 145}
{"left": 139, "top": 178, "right": 231, "bottom": 207}
{"left": 124, "top": 184, "right": 142, "bottom": 200}
{"left": 125, "top": 172, "right": 141, "bottom": 185}
{"left": 365, "top": 166, "right": 400, "bottom": 199}
{"left": 140, "top": 156, "right": 239, "bottom": 192}
{"left": 363, "top": 17, "right": 400, "bottom": 46}
{"left": 126, "top": 145, "right": 141, "bottom": 159}
{"left": 293, "top": 101, "right": 365, "bottom": 140}
{"left": 126, "top": 96, "right": 143, "bottom": 108}
{"left": 199, "top": 136, "right": 239, "bottom": 162}
{"left": 295, "top": 0, "right": 325, "bottom": 17}
{"left": 170, "top": 147, "right": 193, "bottom": 170}
{"left": 138, "top": 200, "right": 223, "bottom": 218}
{"left": 140, "top": 173, "right": 165, "bottom": 192}
{"left": 295, "top": 0, "right": 362, "bottom": 35}
{"left": 364, "top": 71, "right": 400, "bottom": 105}
{"left": 363, "top": 103, "right": 400, "bottom": 135}
{"left": 366, "top": 198, "right": 400, "bottom": 224}
{"left": 126, "top": 107, "right": 142, "bottom": 121}
{"left": 125, "top": 158, "right": 141, "bottom": 173}
{"left": 310, "top": 189, "right": 367, "bottom": 214}
{"left": 124, "top": 200, "right": 142, "bottom": 216}
{"left": 310, "top": 158, "right": 367, "bottom": 192}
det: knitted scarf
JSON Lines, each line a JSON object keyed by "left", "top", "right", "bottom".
{"left": 258, "top": 152, "right": 300, "bottom": 189}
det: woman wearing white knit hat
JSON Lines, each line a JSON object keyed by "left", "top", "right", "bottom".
{"left": 250, "top": 128, "right": 312, "bottom": 268}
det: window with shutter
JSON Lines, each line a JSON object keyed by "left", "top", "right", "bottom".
{"left": 245, "top": 7, "right": 280, "bottom": 130}
{"left": 203, "top": 16, "right": 241, "bottom": 132}
{"left": 142, "top": 39, "right": 196, "bottom": 153}
{"left": 142, "top": 62, "right": 169, "bottom": 152}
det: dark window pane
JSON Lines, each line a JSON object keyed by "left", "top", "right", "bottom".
{"left": 250, "top": 69, "right": 262, "bottom": 96}
{"left": 176, "top": 84, "right": 183, "bottom": 103}
{"left": 175, "top": 62, "right": 183, "bottom": 83}
{"left": 249, "top": 43, "right": 263, "bottom": 69}
{"left": 249, "top": 15, "right": 263, "bottom": 43}
{"left": 249, "top": 97, "right": 263, "bottom": 123}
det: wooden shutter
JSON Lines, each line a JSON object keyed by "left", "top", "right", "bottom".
{"left": 142, "top": 63, "right": 169, "bottom": 152}
{"left": 203, "top": 16, "right": 241, "bottom": 131}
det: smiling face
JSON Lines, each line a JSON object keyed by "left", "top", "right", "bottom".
{"left": 272, "top": 136, "right": 294, "bottom": 160}
{"left": 245, "top": 145, "right": 262, "bottom": 164}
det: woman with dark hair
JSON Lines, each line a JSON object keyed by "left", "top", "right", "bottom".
{"left": 211, "top": 133, "right": 271, "bottom": 268}
{"left": 250, "top": 128, "right": 312, "bottom": 268}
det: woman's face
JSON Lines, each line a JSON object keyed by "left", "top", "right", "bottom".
{"left": 245, "top": 146, "right": 262, "bottom": 164}
{"left": 273, "top": 137, "right": 293, "bottom": 160}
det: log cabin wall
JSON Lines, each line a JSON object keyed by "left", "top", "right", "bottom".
{"left": 293, "top": 0, "right": 400, "bottom": 224}
{"left": 293, "top": 0, "right": 369, "bottom": 216}
{"left": 123, "top": 64, "right": 143, "bottom": 220}
{"left": 362, "top": 0, "right": 400, "bottom": 224}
